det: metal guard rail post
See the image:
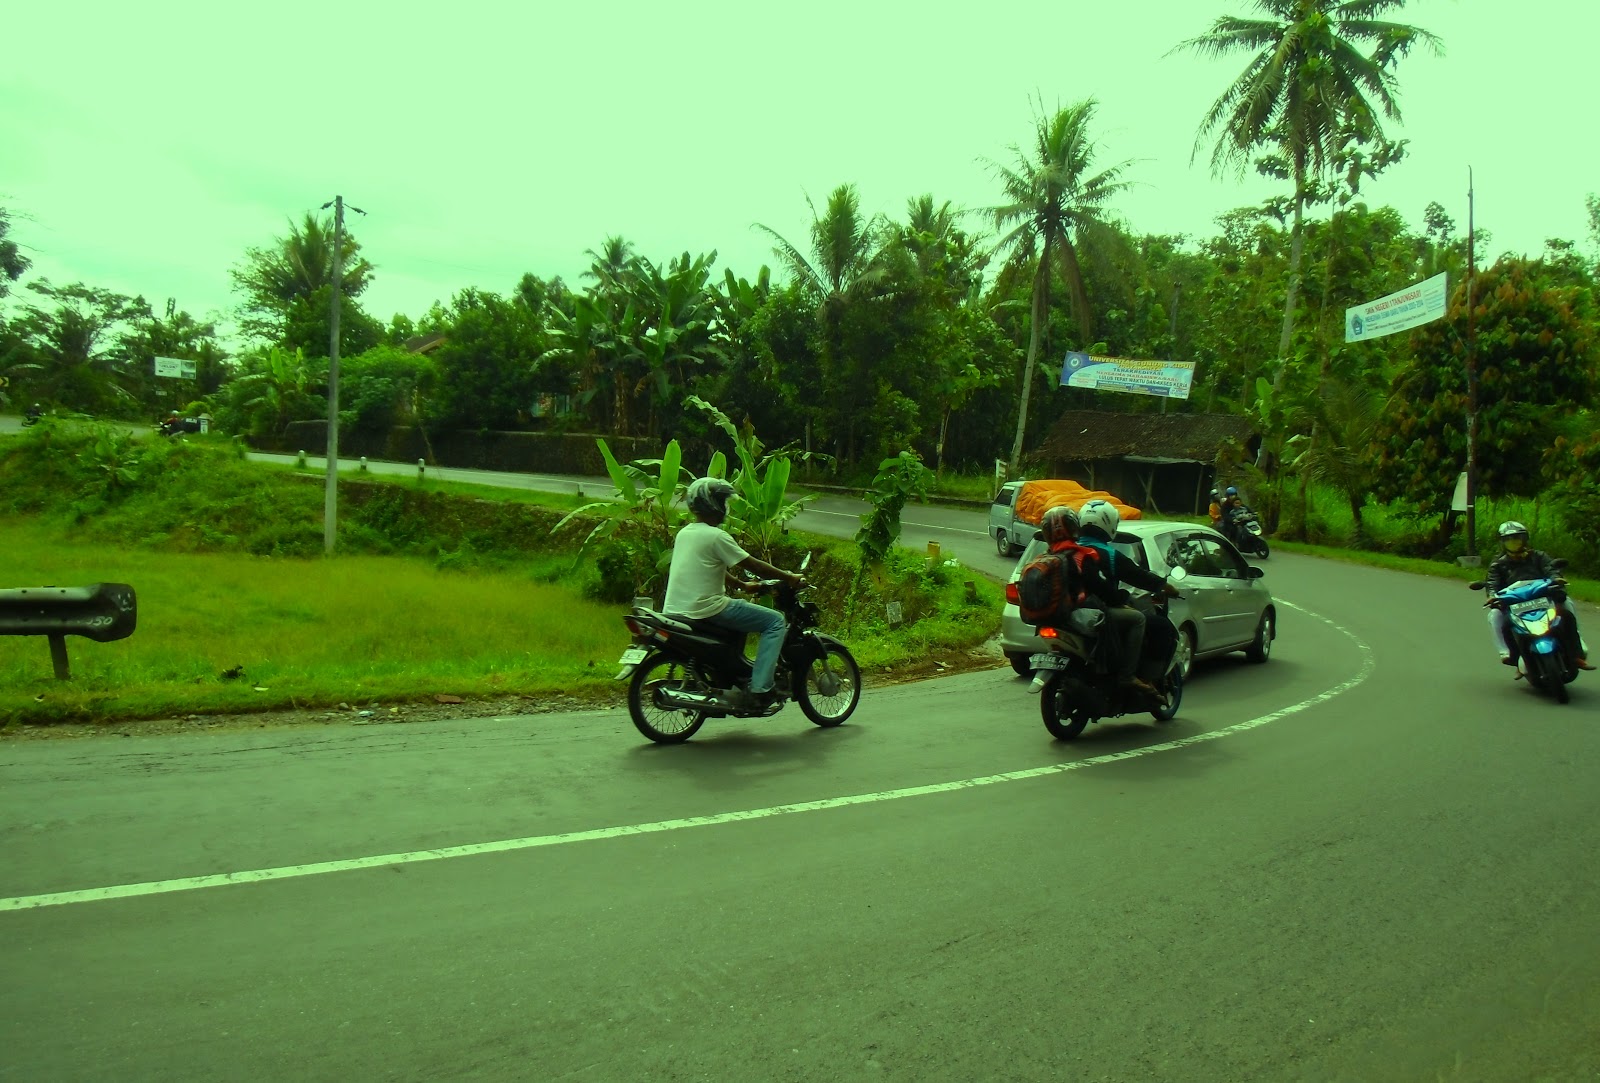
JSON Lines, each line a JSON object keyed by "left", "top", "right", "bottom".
{"left": 0, "top": 584, "right": 138, "bottom": 679}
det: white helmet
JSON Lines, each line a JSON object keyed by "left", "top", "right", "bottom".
{"left": 1078, "top": 499, "right": 1120, "bottom": 539}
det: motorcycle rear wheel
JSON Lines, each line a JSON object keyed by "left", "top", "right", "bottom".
{"left": 796, "top": 635, "right": 861, "bottom": 727}
{"left": 1040, "top": 674, "right": 1090, "bottom": 741}
{"left": 627, "top": 654, "right": 709, "bottom": 743}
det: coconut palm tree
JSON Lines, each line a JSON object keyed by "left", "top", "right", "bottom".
{"left": 984, "top": 99, "right": 1132, "bottom": 471}
{"left": 756, "top": 184, "right": 889, "bottom": 462}
{"left": 1174, "top": 0, "right": 1441, "bottom": 362}
{"left": 231, "top": 212, "right": 373, "bottom": 344}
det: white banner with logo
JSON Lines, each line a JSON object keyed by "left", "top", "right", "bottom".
{"left": 1345, "top": 272, "right": 1448, "bottom": 342}
{"left": 1059, "top": 353, "right": 1194, "bottom": 400}
{"left": 154, "top": 356, "right": 197, "bottom": 379}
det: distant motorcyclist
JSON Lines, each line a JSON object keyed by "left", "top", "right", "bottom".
{"left": 23, "top": 403, "right": 43, "bottom": 426}
{"left": 661, "top": 477, "right": 806, "bottom": 709}
{"left": 1207, "top": 489, "right": 1223, "bottom": 528}
{"left": 1485, "top": 521, "right": 1592, "bottom": 670}
{"left": 1074, "top": 499, "right": 1180, "bottom": 695}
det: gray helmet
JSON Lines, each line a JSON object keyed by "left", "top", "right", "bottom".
{"left": 686, "top": 477, "right": 735, "bottom": 521}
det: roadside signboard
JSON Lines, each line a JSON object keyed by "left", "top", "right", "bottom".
{"left": 1060, "top": 352, "right": 1194, "bottom": 400}
{"left": 1345, "top": 272, "right": 1448, "bottom": 342}
{"left": 154, "top": 356, "right": 197, "bottom": 379}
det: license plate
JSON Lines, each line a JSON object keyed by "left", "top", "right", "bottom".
{"left": 1511, "top": 600, "right": 1548, "bottom": 617}
{"left": 617, "top": 646, "right": 648, "bottom": 665}
{"left": 1030, "top": 652, "right": 1069, "bottom": 670}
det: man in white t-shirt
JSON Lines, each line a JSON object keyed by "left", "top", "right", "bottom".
{"left": 663, "top": 477, "right": 804, "bottom": 709}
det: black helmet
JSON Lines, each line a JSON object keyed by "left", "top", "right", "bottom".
{"left": 685, "top": 477, "right": 735, "bottom": 521}
{"left": 1040, "top": 505, "right": 1079, "bottom": 546}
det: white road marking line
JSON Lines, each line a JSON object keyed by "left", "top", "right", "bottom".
{"left": 0, "top": 599, "right": 1370, "bottom": 912}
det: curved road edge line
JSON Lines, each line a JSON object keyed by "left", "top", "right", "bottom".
{"left": 0, "top": 599, "right": 1372, "bottom": 912}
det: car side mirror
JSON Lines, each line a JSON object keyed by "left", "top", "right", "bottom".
{"left": 1468, "top": 581, "right": 1486, "bottom": 590}
{"left": 1246, "top": 566, "right": 1265, "bottom": 579}
{"left": 1033, "top": 529, "right": 1045, "bottom": 541}
{"left": 1167, "top": 565, "right": 1189, "bottom": 583}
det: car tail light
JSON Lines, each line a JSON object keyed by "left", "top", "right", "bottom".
{"left": 1038, "top": 626, "right": 1059, "bottom": 638}
{"left": 1005, "top": 583, "right": 1020, "bottom": 605}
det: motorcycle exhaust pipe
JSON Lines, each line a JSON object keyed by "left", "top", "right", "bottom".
{"left": 657, "top": 688, "right": 722, "bottom": 710}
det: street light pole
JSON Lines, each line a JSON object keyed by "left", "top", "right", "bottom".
{"left": 321, "top": 195, "right": 364, "bottom": 555}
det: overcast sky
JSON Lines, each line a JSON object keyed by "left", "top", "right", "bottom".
{"left": 3, "top": 0, "right": 1595, "bottom": 337}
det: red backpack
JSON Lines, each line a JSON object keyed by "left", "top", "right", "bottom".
{"left": 1017, "top": 544, "right": 1098, "bottom": 627}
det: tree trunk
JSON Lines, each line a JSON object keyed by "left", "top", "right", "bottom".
{"left": 936, "top": 405, "right": 950, "bottom": 477}
{"left": 1276, "top": 179, "right": 1308, "bottom": 366}
{"left": 1008, "top": 257, "right": 1051, "bottom": 474}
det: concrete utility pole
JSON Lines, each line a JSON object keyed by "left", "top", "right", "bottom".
{"left": 321, "top": 195, "right": 365, "bottom": 554}
{"left": 1464, "top": 170, "right": 1479, "bottom": 560}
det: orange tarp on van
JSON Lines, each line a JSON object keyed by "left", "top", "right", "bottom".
{"left": 1012, "top": 480, "right": 1141, "bottom": 525}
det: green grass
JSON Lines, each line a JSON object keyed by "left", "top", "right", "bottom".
{"left": 0, "top": 517, "right": 1003, "bottom": 728}
{"left": 0, "top": 520, "right": 632, "bottom": 725}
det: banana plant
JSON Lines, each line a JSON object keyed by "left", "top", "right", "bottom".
{"left": 552, "top": 437, "right": 689, "bottom": 592}
{"left": 685, "top": 395, "right": 814, "bottom": 558}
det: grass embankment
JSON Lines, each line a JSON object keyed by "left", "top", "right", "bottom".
{"left": 0, "top": 424, "right": 1002, "bottom": 727}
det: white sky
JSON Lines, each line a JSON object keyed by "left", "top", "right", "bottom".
{"left": 3, "top": 0, "right": 1595, "bottom": 336}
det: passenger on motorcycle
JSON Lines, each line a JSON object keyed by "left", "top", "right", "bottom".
{"left": 1074, "top": 499, "right": 1180, "bottom": 696}
{"left": 662, "top": 477, "right": 807, "bottom": 709}
{"left": 1485, "top": 521, "right": 1592, "bottom": 669}
{"left": 1207, "top": 489, "right": 1223, "bottom": 528}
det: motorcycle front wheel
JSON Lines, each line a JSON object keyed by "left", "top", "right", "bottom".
{"left": 1531, "top": 652, "right": 1570, "bottom": 704}
{"left": 796, "top": 635, "right": 861, "bottom": 727}
{"left": 627, "top": 653, "right": 709, "bottom": 743}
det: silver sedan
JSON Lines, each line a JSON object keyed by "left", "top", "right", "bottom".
{"left": 1000, "top": 519, "right": 1277, "bottom": 678}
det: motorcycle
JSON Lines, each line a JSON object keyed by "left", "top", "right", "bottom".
{"left": 1030, "top": 567, "right": 1188, "bottom": 740}
{"left": 1226, "top": 505, "right": 1269, "bottom": 558}
{"left": 613, "top": 552, "right": 862, "bottom": 744}
{"left": 158, "top": 416, "right": 201, "bottom": 437}
{"left": 22, "top": 411, "right": 42, "bottom": 428}
{"left": 1470, "top": 560, "right": 1581, "bottom": 704}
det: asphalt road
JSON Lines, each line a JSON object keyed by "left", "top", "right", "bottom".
{"left": 3, "top": 546, "right": 1599, "bottom": 1080}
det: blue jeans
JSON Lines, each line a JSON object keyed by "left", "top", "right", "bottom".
{"left": 706, "top": 599, "right": 787, "bottom": 694}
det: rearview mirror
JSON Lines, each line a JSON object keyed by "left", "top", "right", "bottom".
{"left": 1246, "top": 566, "right": 1265, "bottom": 579}
{"left": 1468, "top": 581, "right": 1486, "bottom": 590}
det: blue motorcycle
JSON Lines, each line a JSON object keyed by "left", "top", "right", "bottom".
{"left": 1471, "top": 564, "right": 1581, "bottom": 703}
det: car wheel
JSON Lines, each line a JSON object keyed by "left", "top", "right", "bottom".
{"left": 1174, "top": 625, "right": 1196, "bottom": 681}
{"left": 1007, "top": 653, "right": 1032, "bottom": 677}
{"left": 996, "top": 530, "right": 1011, "bottom": 557}
{"left": 1245, "top": 612, "right": 1274, "bottom": 663}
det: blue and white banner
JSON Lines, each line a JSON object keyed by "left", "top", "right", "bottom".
{"left": 1060, "top": 352, "right": 1194, "bottom": 400}
{"left": 1345, "top": 272, "right": 1448, "bottom": 342}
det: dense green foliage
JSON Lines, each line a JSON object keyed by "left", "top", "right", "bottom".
{"left": 3, "top": 4, "right": 1597, "bottom": 563}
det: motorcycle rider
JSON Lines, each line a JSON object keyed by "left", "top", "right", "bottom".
{"left": 24, "top": 403, "right": 43, "bottom": 425}
{"left": 1074, "top": 499, "right": 1180, "bottom": 696}
{"left": 1484, "top": 520, "right": 1592, "bottom": 670}
{"left": 662, "top": 477, "right": 806, "bottom": 709}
